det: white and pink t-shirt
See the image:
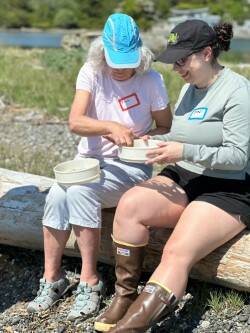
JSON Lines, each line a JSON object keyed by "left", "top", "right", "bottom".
{"left": 76, "top": 62, "right": 169, "bottom": 158}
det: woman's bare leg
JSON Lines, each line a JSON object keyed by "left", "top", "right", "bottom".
{"left": 113, "top": 175, "right": 246, "bottom": 300}
{"left": 73, "top": 226, "right": 100, "bottom": 285}
{"left": 113, "top": 176, "right": 189, "bottom": 244}
{"left": 43, "top": 226, "right": 71, "bottom": 282}
{"left": 150, "top": 201, "right": 246, "bottom": 299}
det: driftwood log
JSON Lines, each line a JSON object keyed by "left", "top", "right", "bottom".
{"left": 0, "top": 167, "right": 249, "bottom": 292}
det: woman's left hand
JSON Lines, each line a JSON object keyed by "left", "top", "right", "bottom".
{"left": 145, "top": 141, "right": 184, "bottom": 165}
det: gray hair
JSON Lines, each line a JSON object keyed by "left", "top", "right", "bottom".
{"left": 86, "top": 36, "right": 154, "bottom": 74}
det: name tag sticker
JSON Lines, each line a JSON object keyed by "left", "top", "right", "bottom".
{"left": 118, "top": 93, "right": 140, "bottom": 111}
{"left": 144, "top": 284, "right": 156, "bottom": 294}
{"left": 117, "top": 247, "right": 130, "bottom": 256}
{"left": 188, "top": 107, "right": 208, "bottom": 120}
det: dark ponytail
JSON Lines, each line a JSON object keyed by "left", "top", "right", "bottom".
{"left": 211, "top": 23, "right": 233, "bottom": 58}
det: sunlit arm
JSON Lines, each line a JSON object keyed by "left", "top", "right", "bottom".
{"left": 68, "top": 90, "right": 114, "bottom": 136}
{"left": 68, "top": 90, "right": 135, "bottom": 146}
{"left": 146, "top": 104, "right": 172, "bottom": 136}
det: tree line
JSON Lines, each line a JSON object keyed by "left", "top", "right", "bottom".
{"left": 0, "top": 0, "right": 249, "bottom": 30}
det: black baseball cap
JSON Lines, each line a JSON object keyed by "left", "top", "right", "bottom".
{"left": 157, "top": 19, "right": 217, "bottom": 64}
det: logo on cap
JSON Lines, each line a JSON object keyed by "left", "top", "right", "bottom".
{"left": 167, "top": 33, "right": 179, "bottom": 45}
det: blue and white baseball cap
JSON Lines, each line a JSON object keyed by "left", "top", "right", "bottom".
{"left": 102, "top": 13, "right": 142, "bottom": 69}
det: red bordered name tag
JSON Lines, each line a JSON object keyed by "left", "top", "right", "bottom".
{"left": 118, "top": 93, "right": 140, "bottom": 111}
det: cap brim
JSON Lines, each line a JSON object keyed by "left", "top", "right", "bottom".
{"left": 104, "top": 47, "right": 141, "bottom": 69}
{"left": 157, "top": 47, "right": 192, "bottom": 64}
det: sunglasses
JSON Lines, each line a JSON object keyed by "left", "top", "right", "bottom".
{"left": 174, "top": 49, "right": 203, "bottom": 67}
{"left": 174, "top": 56, "right": 190, "bottom": 67}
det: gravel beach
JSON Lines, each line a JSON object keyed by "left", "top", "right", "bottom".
{"left": 0, "top": 105, "right": 250, "bottom": 333}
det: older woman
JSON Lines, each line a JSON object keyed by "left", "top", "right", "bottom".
{"left": 95, "top": 19, "right": 250, "bottom": 332}
{"left": 27, "top": 13, "right": 171, "bottom": 321}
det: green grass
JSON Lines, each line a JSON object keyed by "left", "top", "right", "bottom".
{"left": 0, "top": 47, "right": 84, "bottom": 118}
{"left": 208, "top": 289, "right": 245, "bottom": 317}
{"left": 182, "top": 280, "right": 247, "bottom": 321}
{"left": 153, "top": 63, "right": 186, "bottom": 110}
{"left": 0, "top": 144, "right": 61, "bottom": 177}
{"left": 1, "top": 47, "right": 249, "bottom": 120}
{"left": 220, "top": 51, "right": 250, "bottom": 64}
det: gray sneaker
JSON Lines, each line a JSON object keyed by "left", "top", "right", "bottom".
{"left": 27, "top": 277, "right": 70, "bottom": 313}
{"left": 67, "top": 280, "right": 104, "bottom": 321}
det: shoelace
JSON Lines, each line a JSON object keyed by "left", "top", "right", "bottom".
{"left": 72, "top": 285, "right": 98, "bottom": 308}
{"left": 74, "top": 284, "right": 97, "bottom": 295}
{"left": 34, "top": 282, "right": 53, "bottom": 302}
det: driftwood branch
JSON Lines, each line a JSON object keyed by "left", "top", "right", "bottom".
{"left": 0, "top": 167, "right": 249, "bottom": 292}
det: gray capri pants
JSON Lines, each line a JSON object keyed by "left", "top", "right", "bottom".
{"left": 43, "top": 157, "right": 152, "bottom": 230}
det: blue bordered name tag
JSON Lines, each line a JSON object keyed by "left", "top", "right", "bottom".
{"left": 188, "top": 107, "right": 208, "bottom": 120}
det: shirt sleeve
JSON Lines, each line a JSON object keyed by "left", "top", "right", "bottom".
{"left": 76, "top": 62, "right": 95, "bottom": 92}
{"left": 151, "top": 132, "right": 172, "bottom": 141}
{"left": 149, "top": 72, "right": 169, "bottom": 112}
{"left": 183, "top": 86, "right": 250, "bottom": 171}
{"left": 150, "top": 84, "right": 189, "bottom": 142}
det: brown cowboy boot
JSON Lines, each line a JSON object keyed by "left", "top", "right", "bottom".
{"left": 94, "top": 238, "right": 146, "bottom": 332}
{"left": 109, "top": 280, "right": 178, "bottom": 333}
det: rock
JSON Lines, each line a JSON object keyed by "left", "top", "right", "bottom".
{"left": 61, "top": 30, "right": 101, "bottom": 51}
{"left": 57, "top": 326, "right": 66, "bottom": 333}
{"left": 10, "top": 316, "right": 20, "bottom": 325}
{"left": 200, "top": 320, "right": 210, "bottom": 329}
{"left": 0, "top": 98, "right": 6, "bottom": 111}
{"left": 225, "top": 322, "right": 233, "bottom": 330}
{"left": 238, "top": 314, "right": 249, "bottom": 322}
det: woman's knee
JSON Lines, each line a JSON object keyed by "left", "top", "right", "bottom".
{"left": 43, "top": 225, "right": 70, "bottom": 243}
{"left": 66, "top": 185, "right": 102, "bottom": 227}
{"left": 46, "top": 184, "right": 67, "bottom": 207}
{"left": 66, "top": 185, "right": 84, "bottom": 200}
{"left": 113, "top": 188, "right": 150, "bottom": 244}
{"left": 115, "top": 187, "right": 142, "bottom": 224}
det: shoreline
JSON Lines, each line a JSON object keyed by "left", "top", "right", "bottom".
{"left": 0, "top": 29, "right": 250, "bottom": 53}
{"left": 0, "top": 25, "right": 250, "bottom": 39}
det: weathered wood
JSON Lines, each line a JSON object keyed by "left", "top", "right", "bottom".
{"left": 0, "top": 167, "right": 249, "bottom": 292}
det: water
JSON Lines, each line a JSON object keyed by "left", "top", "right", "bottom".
{"left": 0, "top": 30, "right": 63, "bottom": 48}
{"left": 231, "top": 38, "right": 250, "bottom": 52}
{"left": 0, "top": 30, "right": 249, "bottom": 51}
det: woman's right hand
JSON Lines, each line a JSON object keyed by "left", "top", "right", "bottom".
{"left": 105, "top": 122, "right": 135, "bottom": 146}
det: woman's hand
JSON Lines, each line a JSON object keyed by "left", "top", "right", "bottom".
{"left": 140, "top": 135, "right": 151, "bottom": 142}
{"left": 104, "top": 122, "right": 135, "bottom": 146}
{"left": 145, "top": 141, "right": 184, "bottom": 165}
